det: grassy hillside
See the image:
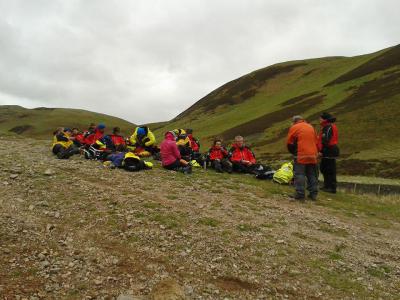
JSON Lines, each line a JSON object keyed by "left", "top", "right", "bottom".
{"left": 0, "top": 105, "right": 136, "bottom": 137}
{"left": 152, "top": 45, "right": 400, "bottom": 178}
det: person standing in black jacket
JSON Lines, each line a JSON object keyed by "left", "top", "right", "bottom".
{"left": 317, "top": 112, "right": 339, "bottom": 193}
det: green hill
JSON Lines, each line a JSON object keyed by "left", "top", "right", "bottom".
{"left": 0, "top": 105, "right": 136, "bottom": 137}
{"left": 153, "top": 44, "right": 400, "bottom": 178}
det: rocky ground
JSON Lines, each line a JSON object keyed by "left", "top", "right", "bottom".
{"left": 1, "top": 136, "right": 400, "bottom": 300}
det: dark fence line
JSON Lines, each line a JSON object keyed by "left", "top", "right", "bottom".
{"left": 337, "top": 182, "right": 400, "bottom": 196}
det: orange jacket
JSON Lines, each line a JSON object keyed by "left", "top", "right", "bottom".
{"left": 286, "top": 120, "right": 318, "bottom": 164}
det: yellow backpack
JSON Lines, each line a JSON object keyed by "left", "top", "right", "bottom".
{"left": 273, "top": 162, "right": 294, "bottom": 184}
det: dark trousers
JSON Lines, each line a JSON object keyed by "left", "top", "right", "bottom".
{"left": 163, "top": 159, "right": 182, "bottom": 170}
{"left": 294, "top": 162, "right": 318, "bottom": 197}
{"left": 52, "top": 144, "right": 79, "bottom": 159}
{"left": 212, "top": 159, "right": 232, "bottom": 173}
{"left": 320, "top": 158, "right": 337, "bottom": 191}
{"left": 232, "top": 162, "right": 255, "bottom": 174}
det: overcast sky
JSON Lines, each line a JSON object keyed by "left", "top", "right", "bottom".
{"left": 0, "top": 0, "right": 399, "bottom": 124}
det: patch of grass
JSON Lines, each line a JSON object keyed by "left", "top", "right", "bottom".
{"left": 142, "top": 202, "right": 162, "bottom": 209}
{"left": 198, "top": 217, "right": 220, "bottom": 227}
{"left": 166, "top": 194, "right": 179, "bottom": 200}
{"left": 367, "top": 265, "right": 391, "bottom": 278}
{"left": 236, "top": 223, "right": 260, "bottom": 232}
{"left": 150, "top": 212, "right": 183, "bottom": 229}
{"left": 318, "top": 224, "right": 349, "bottom": 237}
{"left": 328, "top": 251, "right": 343, "bottom": 260}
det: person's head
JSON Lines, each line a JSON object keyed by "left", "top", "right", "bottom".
{"left": 165, "top": 131, "right": 177, "bottom": 140}
{"left": 292, "top": 115, "right": 304, "bottom": 124}
{"left": 137, "top": 127, "right": 146, "bottom": 137}
{"left": 88, "top": 123, "right": 96, "bottom": 131}
{"left": 234, "top": 135, "right": 244, "bottom": 147}
{"left": 186, "top": 128, "right": 193, "bottom": 135}
{"left": 320, "top": 112, "right": 336, "bottom": 125}
{"left": 72, "top": 128, "right": 79, "bottom": 135}
{"left": 113, "top": 127, "right": 120, "bottom": 135}
{"left": 64, "top": 128, "right": 72, "bottom": 134}
{"left": 54, "top": 127, "right": 64, "bottom": 135}
{"left": 213, "top": 139, "right": 222, "bottom": 149}
{"left": 97, "top": 123, "right": 106, "bottom": 133}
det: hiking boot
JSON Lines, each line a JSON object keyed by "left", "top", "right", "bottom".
{"left": 321, "top": 187, "right": 336, "bottom": 194}
{"left": 308, "top": 194, "right": 317, "bottom": 201}
{"left": 289, "top": 194, "right": 305, "bottom": 201}
{"left": 183, "top": 165, "right": 192, "bottom": 174}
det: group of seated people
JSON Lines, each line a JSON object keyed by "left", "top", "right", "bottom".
{"left": 52, "top": 123, "right": 264, "bottom": 175}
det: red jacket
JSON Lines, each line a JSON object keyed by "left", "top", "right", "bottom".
{"left": 229, "top": 144, "right": 256, "bottom": 164}
{"left": 73, "top": 133, "right": 85, "bottom": 144}
{"left": 317, "top": 121, "right": 338, "bottom": 151}
{"left": 160, "top": 132, "right": 181, "bottom": 166}
{"left": 84, "top": 129, "right": 104, "bottom": 145}
{"left": 187, "top": 134, "right": 200, "bottom": 152}
{"left": 109, "top": 134, "right": 126, "bottom": 146}
{"left": 208, "top": 146, "right": 229, "bottom": 161}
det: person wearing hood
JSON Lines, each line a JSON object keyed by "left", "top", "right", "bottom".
{"left": 229, "top": 136, "right": 257, "bottom": 173}
{"left": 160, "top": 131, "right": 192, "bottom": 174}
{"left": 51, "top": 128, "right": 80, "bottom": 159}
{"left": 207, "top": 139, "right": 232, "bottom": 173}
{"left": 84, "top": 123, "right": 106, "bottom": 145}
{"left": 109, "top": 127, "right": 126, "bottom": 151}
{"left": 318, "top": 112, "right": 339, "bottom": 193}
{"left": 128, "top": 126, "right": 157, "bottom": 156}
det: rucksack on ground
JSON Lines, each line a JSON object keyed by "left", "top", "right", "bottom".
{"left": 273, "top": 162, "right": 294, "bottom": 184}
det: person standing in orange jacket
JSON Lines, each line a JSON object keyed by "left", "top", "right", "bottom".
{"left": 286, "top": 115, "right": 319, "bottom": 201}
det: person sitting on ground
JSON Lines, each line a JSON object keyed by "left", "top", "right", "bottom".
{"left": 173, "top": 129, "right": 192, "bottom": 161}
{"left": 207, "top": 139, "right": 232, "bottom": 173}
{"left": 52, "top": 128, "right": 80, "bottom": 159}
{"left": 105, "top": 151, "right": 153, "bottom": 172}
{"left": 71, "top": 128, "right": 85, "bottom": 147}
{"left": 318, "top": 112, "right": 339, "bottom": 194}
{"left": 229, "top": 136, "right": 257, "bottom": 173}
{"left": 287, "top": 115, "right": 319, "bottom": 201}
{"left": 109, "top": 127, "right": 126, "bottom": 152}
{"left": 128, "top": 126, "right": 157, "bottom": 157}
{"left": 83, "top": 123, "right": 96, "bottom": 138}
{"left": 160, "top": 131, "right": 191, "bottom": 174}
{"left": 186, "top": 128, "right": 203, "bottom": 163}
{"left": 84, "top": 123, "right": 106, "bottom": 146}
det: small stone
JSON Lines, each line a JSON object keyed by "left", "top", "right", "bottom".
{"left": 276, "top": 240, "right": 285, "bottom": 244}
{"left": 29, "top": 205, "right": 34, "bottom": 211}
{"left": 10, "top": 174, "right": 19, "bottom": 179}
{"left": 44, "top": 169, "right": 55, "bottom": 176}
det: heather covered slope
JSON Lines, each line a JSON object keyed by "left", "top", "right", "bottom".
{"left": 153, "top": 45, "right": 400, "bottom": 178}
{"left": 0, "top": 105, "right": 136, "bottom": 138}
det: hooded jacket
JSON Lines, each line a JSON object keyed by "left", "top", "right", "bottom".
{"left": 52, "top": 132, "right": 73, "bottom": 149}
{"left": 160, "top": 132, "right": 181, "bottom": 166}
{"left": 229, "top": 144, "right": 256, "bottom": 164}
{"left": 187, "top": 134, "right": 200, "bottom": 152}
{"left": 129, "top": 126, "right": 155, "bottom": 148}
{"left": 208, "top": 146, "right": 229, "bottom": 161}
{"left": 317, "top": 120, "right": 339, "bottom": 157}
{"left": 287, "top": 120, "right": 318, "bottom": 164}
{"left": 84, "top": 128, "right": 104, "bottom": 145}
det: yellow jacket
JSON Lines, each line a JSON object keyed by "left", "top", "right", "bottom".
{"left": 52, "top": 132, "right": 73, "bottom": 149}
{"left": 129, "top": 127, "right": 155, "bottom": 148}
{"left": 173, "top": 129, "right": 191, "bottom": 147}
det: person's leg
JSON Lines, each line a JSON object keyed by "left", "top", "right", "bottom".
{"left": 293, "top": 162, "right": 306, "bottom": 199}
{"left": 164, "top": 159, "right": 182, "bottom": 170}
{"left": 52, "top": 144, "right": 63, "bottom": 155}
{"left": 306, "top": 164, "right": 319, "bottom": 200}
{"left": 221, "top": 159, "right": 232, "bottom": 173}
{"left": 232, "top": 162, "right": 246, "bottom": 173}
{"left": 212, "top": 160, "right": 223, "bottom": 172}
{"left": 320, "top": 158, "right": 329, "bottom": 189}
{"left": 324, "top": 158, "right": 337, "bottom": 193}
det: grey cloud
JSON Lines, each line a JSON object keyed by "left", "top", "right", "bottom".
{"left": 0, "top": 0, "right": 399, "bottom": 123}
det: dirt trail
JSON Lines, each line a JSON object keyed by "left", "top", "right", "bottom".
{"left": 1, "top": 137, "right": 399, "bottom": 299}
